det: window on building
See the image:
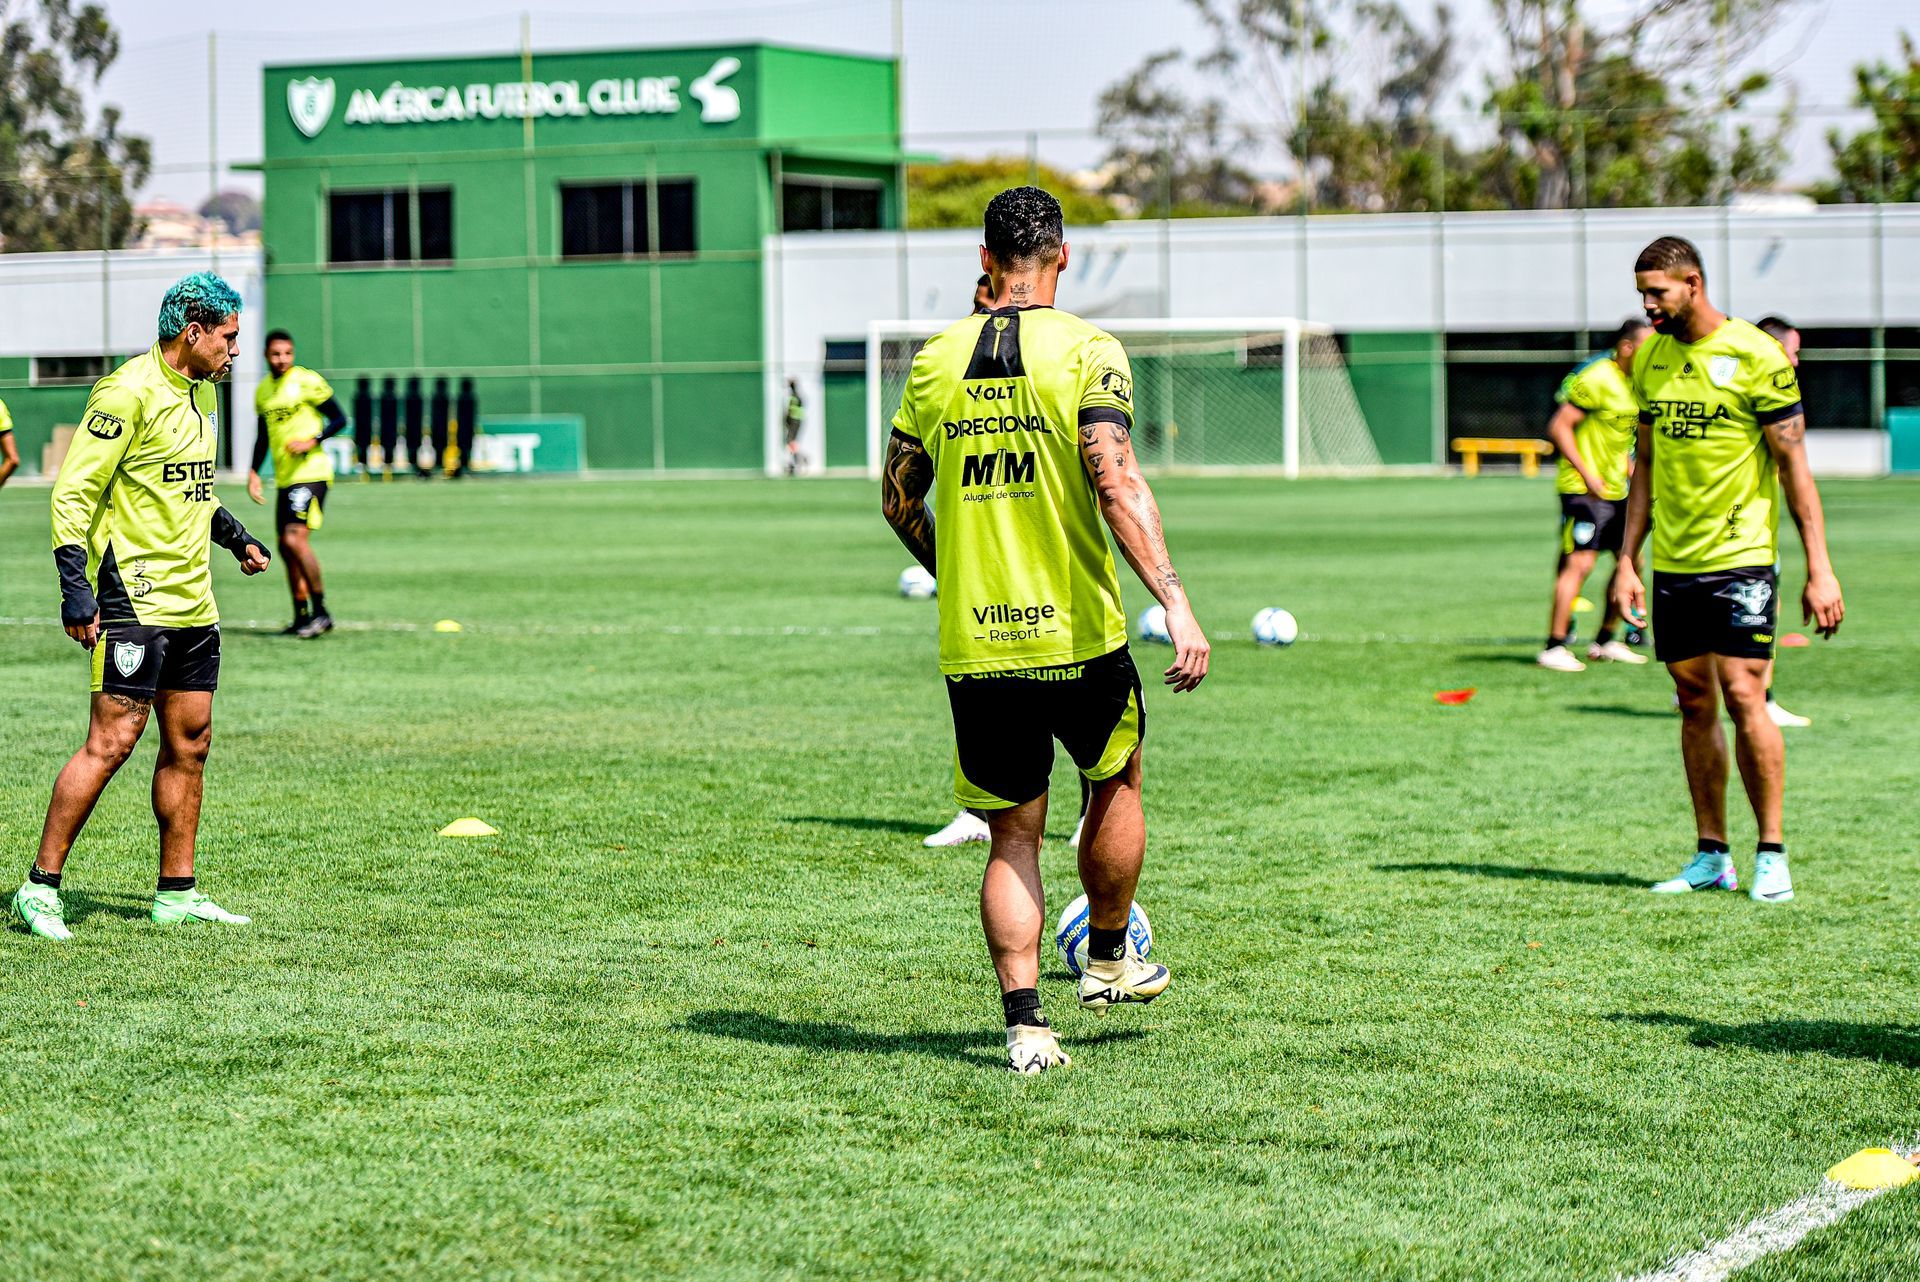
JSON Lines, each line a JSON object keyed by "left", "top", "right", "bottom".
{"left": 328, "top": 188, "right": 452, "bottom": 265}
{"left": 560, "top": 179, "right": 697, "bottom": 258}
{"left": 781, "top": 177, "right": 884, "bottom": 232}
{"left": 32, "top": 355, "right": 113, "bottom": 386}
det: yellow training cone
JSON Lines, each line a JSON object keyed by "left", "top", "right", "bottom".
{"left": 438, "top": 817, "right": 499, "bottom": 838}
{"left": 1573, "top": 596, "right": 1595, "bottom": 614}
{"left": 1826, "top": 1148, "right": 1917, "bottom": 1190}
{"left": 434, "top": 620, "right": 464, "bottom": 633}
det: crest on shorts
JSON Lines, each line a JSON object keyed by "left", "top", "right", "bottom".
{"left": 290, "top": 487, "right": 312, "bottom": 514}
{"left": 1707, "top": 355, "right": 1740, "bottom": 387}
{"left": 1726, "top": 579, "right": 1773, "bottom": 624}
{"left": 1573, "top": 520, "right": 1596, "bottom": 546}
{"left": 112, "top": 642, "right": 145, "bottom": 678}
{"left": 287, "top": 77, "right": 336, "bottom": 139}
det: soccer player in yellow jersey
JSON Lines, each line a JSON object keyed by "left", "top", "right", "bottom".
{"left": 14, "top": 273, "right": 270, "bottom": 943}
{"left": 1538, "top": 318, "right": 1651, "bottom": 672}
{"left": 883, "top": 187, "right": 1209, "bottom": 1073}
{"left": 1612, "top": 238, "right": 1844, "bottom": 904}
{"left": 1752, "top": 315, "right": 1812, "bottom": 729}
{"left": 249, "top": 329, "right": 349, "bottom": 638}
{"left": 0, "top": 394, "right": 18, "bottom": 492}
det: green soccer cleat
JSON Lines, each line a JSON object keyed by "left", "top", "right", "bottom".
{"left": 13, "top": 883, "right": 73, "bottom": 942}
{"left": 151, "top": 889, "right": 251, "bottom": 926}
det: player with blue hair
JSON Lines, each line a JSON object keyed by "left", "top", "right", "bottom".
{"left": 14, "top": 272, "right": 271, "bottom": 942}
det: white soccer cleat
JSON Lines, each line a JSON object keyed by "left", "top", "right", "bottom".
{"left": 1068, "top": 814, "right": 1085, "bottom": 849}
{"left": 923, "top": 810, "right": 990, "bottom": 848}
{"left": 1078, "top": 955, "right": 1172, "bottom": 1013}
{"left": 1750, "top": 852, "right": 1795, "bottom": 903}
{"left": 1587, "top": 640, "right": 1649, "bottom": 665}
{"left": 1005, "top": 1023, "right": 1071, "bottom": 1074}
{"left": 1651, "top": 851, "right": 1738, "bottom": 894}
{"left": 1767, "top": 700, "right": 1812, "bottom": 728}
{"left": 1537, "top": 645, "right": 1586, "bottom": 673}
{"left": 13, "top": 883, "right": 73, "bottom": 942}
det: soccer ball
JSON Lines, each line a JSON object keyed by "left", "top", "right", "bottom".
{"left": 898, "top": 566, "right": 936, "bottom": 599}
{"left": 1252, "top": 607, "right": 1298, "bottom": 647}
{"left": 1137, "top": 604, "right": 1171, "bottom": 644}
{"left": 1054, "top": 894, "right": 1154, "bottom": 979}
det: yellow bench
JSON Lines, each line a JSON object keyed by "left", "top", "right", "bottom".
{"left": 1452, "top": 437, "right": 1554, "bottom": 477}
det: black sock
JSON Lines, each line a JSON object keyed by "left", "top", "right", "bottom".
{"left": 28, "top": 866, "right": 61, "bottom": 889}
{"left": 1001, "top": 987, "right": 1047, "bottom": 1028}
{"left": 1596, "top": 627, "right": 1616, "bottom": 645}
{"left": 1698, "top": 838, "right": 1730, "bottom": 857}
{"left": 1757, "top": 841, "right": 1786, "bottom": 855}
{"left": 1547, "top": 634, "right": 1567, "bottom": 649}
{"left": 311, "top": 592, "right": 327, "bottom": 615}
{"left": 156, "top": 875, "right": 195, "bottom": 893}
{"left": 1088, "top": 925, "right": 1128, "bottom": 963}
{"left": 293, "top": 598, "right": 311, "bottom": 621}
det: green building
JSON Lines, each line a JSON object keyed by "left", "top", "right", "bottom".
{"left": 258, "top": 42, "right": 902, "bottom": 472}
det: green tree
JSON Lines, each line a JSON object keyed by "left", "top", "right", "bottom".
{"left": 200, "top": 189, "right": 262, "bottom": 236}
{"left": 1810, "top": 33, "right": 1920, "bottom": 203}
{"left": 0, "top": 0, "right": 151, "bottom": 253}
{"left": 905, "top": 157, "right": 1120, "bottom": 230}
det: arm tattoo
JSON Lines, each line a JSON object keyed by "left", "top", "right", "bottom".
{"left": 880, "top": 432, "right": 936, "bottom": 575}
{"left": 1079, "top": 424, "right": 1100, "bottom": 446}
{"left": 1108, "top": 422, "right": 1131, "bottom": 444}
{"left": 1766, "top": 413, "right": 1807, "bottom": 449}
{"left": 1087, "top": 452, "right": 1107, "bottom": 477}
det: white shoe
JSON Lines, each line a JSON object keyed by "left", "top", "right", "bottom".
{"left": 1767, "top": 700, "right": 1811, "bottom": 728}
{"left": 1537, "top": 645, "right": 1586, "bottom": 672}
{"left": 1068, "top": 814, "right": 1085, "bottom": 848}
{"left": 1078, "top": 954, "right": 1172, "bottom": 1012}
{"left": 1750, "top": 851, "right": 1795, "bottom": 903}
{"left": 1651, "top": 851, "right": 1738, "bottom": 894}
{"left": 13, "top": 883, "right": 73, "bottom": 942}
{"left": 1006, "top": 1023, "right": 1071, "bottom": 1074}
{"left": 923, "top": 810, "right": 990, "bottom": 847}
{"left": 1587, "top": 640, "right": 1649, "bottom": 665}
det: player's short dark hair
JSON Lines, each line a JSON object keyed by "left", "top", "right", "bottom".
{"left": 1755, "top": 315, "right": 1798, "bottom": 342}
{"left": 264, "top": 328, "right": 293, "bottom": 349}
{"left": 1635, "top": 236, "right": 1705, "bottom": 282}
{"left": 1608, "top": 317, "right": 1651, "bottom": 348}
{"left": 983, "top": 187, "right": 1064, "bottom": 268}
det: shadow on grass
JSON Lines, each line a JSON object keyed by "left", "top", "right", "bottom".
{"left": 1569, "top": 703, "right": 1676, "bottom": 720}
{"left": 1612, "top": 1013, "right": 1920, "bottom": 1067}
{"left": 1375, "top": 861, "right": 1643, "bottom": 888}
{"left": 1458, "top": 652, "right": 1552, "bottom": 666}
{"left": 61, "top": 889, "right": 150, "bottom": 926}
{"left": 681, "top": 1008, "right": 1146, "bottom": 1067}
{"left": 786, "top": 815, "right": 935, "bottom": 839}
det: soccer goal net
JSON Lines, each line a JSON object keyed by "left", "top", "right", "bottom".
{"left": 865, "top": 317, "right": 1381, "bottom": 478}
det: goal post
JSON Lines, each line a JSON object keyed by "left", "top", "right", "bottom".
{"left": 865, "top": 317, "right": 1382, "bottom": 479}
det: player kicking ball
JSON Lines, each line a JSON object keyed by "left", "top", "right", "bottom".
{"left": 1538, "top": 318, "right": 1652, "bottom": 672}
{"left": 249, "top": 329, "right": 349, "bottom": 637}
{"left": 14, "top": 274, "right": 268, "bottom": 942}
{"left": 1612, "top": 239, "right": 1843, "bottom": 904}
{"left": 884, "top": 187, "right": 1208, "bottom": 1073}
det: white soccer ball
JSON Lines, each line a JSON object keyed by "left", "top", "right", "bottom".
{"left": 1137, "top": 604, "right": 1171, "bottom": 644}
{"left": 1055, "top": 894, "right": 1154, "bottom": 980}
{"left": 1252, "top": 607, "right": 1298, "bottom": 647}
{"left": 898, "top": 566, "right": 937, "bottom": 599}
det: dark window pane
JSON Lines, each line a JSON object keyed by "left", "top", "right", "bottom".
{"left": 329, "top": 191, "right": 392, "bottom": 263}
{"left": 389, "top": 194, "right": 410, "bottom": 264}
{"left": 417, "top": 188, "right": 453, "bottom": 262}
{"left": 1797, "top": 360, "right": 1871, "bottom": 429}
{"left": 1888, "top": 362, "right": 1920, "bottom": 411}
{"left": 656, "top": 180, "right": 695, "bottom": 253}
{"left": 1446, "top": 362, "right": 1565, "bottom": 448}
{"left": 783, "top": 181, "right": 826, "bottom": 232}
{"left": 33, "top": 355, "right": 110, "bottom": 385}
{"left": 1447, "top": 330, "right": 1577, "bottom": 355}
{"left": 823, "top": 339, "right": 866, "bottom": 373}
{"left": 561, "top": 184, "right": 626, "bottom": 257}
{"left": 829, "top": 184, "right": 881, "bottom": 231}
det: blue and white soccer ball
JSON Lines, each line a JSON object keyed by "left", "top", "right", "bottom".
{"left": 1251, "top": 606, "right": 1299, "bottom": 647}
{"left": 1137, "top": 604, "right": 1171, "bottom": 644}
{"left": 898, "top": 566, "right": 937, "bottom": 600}
{"left": 1054, "top": 894, "right": 1154, "bottom": 979}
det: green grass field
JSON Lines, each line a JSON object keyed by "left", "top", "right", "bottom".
{"left": 1, "top": 474, "right": 1916, "bottom": 1280}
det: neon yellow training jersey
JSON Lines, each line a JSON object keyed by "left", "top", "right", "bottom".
{"left": 1554, "top": 354, "right": 1637, "bottom": 500}
{"left": 52, "top": 346, "right": 227, "bottom": 627}
{"left": 0, "top": 395, "right": 13, "bottom": 436}
{"left": 1631, "top": 317, "right": 1802, "bottom": 575}
{"left": 255, "top": 365, "right": 336, "bottom": 486}
{"left": 891, "top": 306, "right": 1132, "bottom": 675}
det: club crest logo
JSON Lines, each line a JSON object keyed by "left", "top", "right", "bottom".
{"left": 689, "top": 57, "right": 742, "bottom": 124}
{"left": 1573, "top": 520, "right": 1596, "bottom": 546}
{"left": 112, "top": 642, "right": 145, "bottom": 678}
{"left": 1707, "top": 355, "right": 1740, "bottom": 387}
{"left": 1726, "top": 579, "right": 1773, "bottom": 625}
{"left": 288, "top": 77, "right": 336, "bottom": 139}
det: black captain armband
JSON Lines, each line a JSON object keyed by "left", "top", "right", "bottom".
{"left": 53, "top": 544, "right": 97, "bottom": 626}
{"left": 1756, "top": 401, "right": 1804, "bottom": 427}
{"left": 211, "top": 508, "right": 269, "bottom": 565}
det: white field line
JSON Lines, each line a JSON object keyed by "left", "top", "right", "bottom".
{"left": 1622, "top": 1149, "right": 1916, "bottom": 1282}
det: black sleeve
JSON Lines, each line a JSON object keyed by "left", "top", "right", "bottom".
{"left": 211, "top": 507, "right": 268, "bottom": 563}
{"left": 316, "top": 397, "right": 350, "bottom": 441}
{"left": 53, "top": 544, "right": 97, "bottom": 626}
{"left": 251, "top": 416, "right": 269, "bottom": 471}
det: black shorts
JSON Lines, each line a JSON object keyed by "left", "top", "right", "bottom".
{"left": 1559, "top": 493, "right": 1623, "bottom": 555}
{"left": 90, "top": 622, "right": 221, "bottom": 698}
{"left": 276, "top": 482, "right": 328, "bottom": 531}
{"left": 945, "top": 647, "right": 1144, "bottom": 810}
{"left": 1652, "top": 567, "right": 1778, "bottom": 664}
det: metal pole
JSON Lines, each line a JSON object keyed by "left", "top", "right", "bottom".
{"left": 99, "top": 175, "right": 111, "bottom": 363}
{"left": 892, "top": 0, "right": 909, "bottom": 322}
{"left": 208, "top": 31, "right": 220, "bottom": 270}
{"left": 648, "top": 151, "right": 666, "bottom": 474}
{"left": 1870, "top": 129, "right": 1886, "bottom": 432}
{"left": 521, "top": 12, "right": 541, "bottom": 414}
{"left": 1283, "top": 319, "right": 1301, "bottom": 478}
